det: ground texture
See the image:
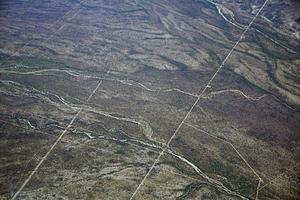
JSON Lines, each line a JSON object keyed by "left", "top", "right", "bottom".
{"left": 0, "top": 0, "right": 299, "bottom": 200}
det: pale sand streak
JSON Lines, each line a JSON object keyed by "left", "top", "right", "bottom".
{"left": 129, "top": 0, "right": 269, "bottom": 199}
{"left": 255, "top": 179, "right": 262, "bottom": 200}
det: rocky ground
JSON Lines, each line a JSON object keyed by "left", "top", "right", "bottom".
{"left": 0, "top": 0, "right": 299, "bottom": 199}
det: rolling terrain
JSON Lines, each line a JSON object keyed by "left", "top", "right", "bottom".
{"left": 0, "top": 0, "right": 299, "bottom": 199}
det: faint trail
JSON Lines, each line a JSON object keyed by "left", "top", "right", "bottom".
{"left": 166, "top": 150, "right": 248, "bottom": 199}
{"left": 185, "top": 123, "right": 262, "bottom": 181}
{"left": 185, "top": 124, "right": 265, "bottom": 200}
{"left": 10, "top": 108, "right": 82, "bottom": 200}
{"left": 129, "top": 0, "right": 269, "bottom": 199}
{"left": 250, "top": 163, "right": 300, "bottom": 198}
{"left": 255, "top": 29, "right": 300, "bottom": 55}
{"left": 10, "top": 66, "right": 109, "bottom": 200}
{"left": 2, "top": 114, "right": 240, "bottom": 196}
{"left": 0, "top": 116, "right": 244, "bottom": 200}
{"left": 0, "top": 0, "right": 84, "bottom": 67}
{"left": 255, "top": 179, "right": 262, "bottom": 200}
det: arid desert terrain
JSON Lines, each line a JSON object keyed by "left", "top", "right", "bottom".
{"left": 0, "top": 0, "right": 299, "bottom": 199}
